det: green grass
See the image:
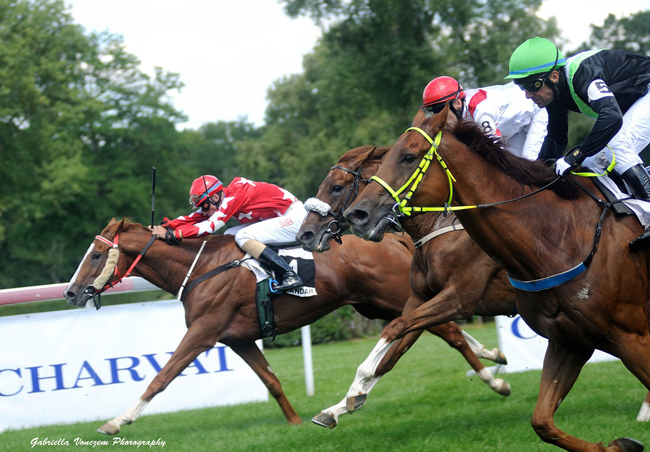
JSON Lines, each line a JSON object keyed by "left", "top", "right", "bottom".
{"left": 1, "top": 323, "right": 647, "bottom": 452}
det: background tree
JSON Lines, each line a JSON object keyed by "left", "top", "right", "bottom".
{"left": 237, "top": 0, "right": 560, "bottom": 199}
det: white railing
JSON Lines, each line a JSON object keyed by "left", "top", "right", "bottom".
{"left": 0, "top": 277, "right": 315, "bottom": 396}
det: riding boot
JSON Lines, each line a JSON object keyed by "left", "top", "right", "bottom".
{"left": 622, "top": 165, "right": 650, "bottom": 251}
{"left": 257, "top": 248, "right": 303, "bottom": 291}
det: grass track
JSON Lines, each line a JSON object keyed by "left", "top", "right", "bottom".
{"left": 1, "top": 323, "right": 647, "bottom": 451}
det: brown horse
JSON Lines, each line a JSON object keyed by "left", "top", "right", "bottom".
{"left": 64, "top": 217, "right": 505, "bottom": 435}
{"left": 344, "top": 106, "right": 650, "bottom": 452}
{"left": 298, "top": 145, "right": 513, "bottom": 428}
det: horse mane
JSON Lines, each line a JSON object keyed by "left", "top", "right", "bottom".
{"left": 448, "top": 120, "right": 579, "bottom": 199}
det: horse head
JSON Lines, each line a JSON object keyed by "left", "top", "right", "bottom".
{"left": 345, "top": 106, "right": 456, "bottom": 242}
{"left": 298, "top": 145, "right": 389, "bottom": 252}
{"left": 63, "top": 218, "right": 148, "bottom": 309}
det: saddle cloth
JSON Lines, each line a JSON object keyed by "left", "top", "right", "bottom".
{"left": 241, "top": 246, "right": 317, "bottom": 297}
{"left": 593, "top": 172, "right": 650, "bottom": 228}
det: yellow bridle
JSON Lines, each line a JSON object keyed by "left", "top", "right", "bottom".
{"left": 369, "top": 127, "right": 477, "bottom": 216}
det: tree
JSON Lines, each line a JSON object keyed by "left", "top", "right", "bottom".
{"left": 236, "top": 0, "right": 560, "bottom": 199}
{"left": 0, "top": 0, "right": 190, "bottom": 287}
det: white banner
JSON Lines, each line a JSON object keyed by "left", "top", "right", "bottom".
{"left": 495, "top": 315, "right": 617, "bottom": 373}
{"left": 0, "top": 300, "right": 267, "bottom": 432}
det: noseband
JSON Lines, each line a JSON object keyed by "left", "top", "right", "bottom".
{"left": 304, "top": 165, "right": 368, "bottom": 244}
{"left": 83, "top": 233, "right": 157, "bottom": 310}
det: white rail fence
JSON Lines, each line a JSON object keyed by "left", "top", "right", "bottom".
{"left": 0, "top": 277, "right": 314, "bottom": 432}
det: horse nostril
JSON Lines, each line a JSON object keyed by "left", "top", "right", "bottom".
{"left": 64, "top": 290, "right": 76, "bottom": 300}
{"left": 299, "top": 231, "right": 314, "bottom": 243}
{"left": 346, "top": 209, "right": 368, "bottom": 224}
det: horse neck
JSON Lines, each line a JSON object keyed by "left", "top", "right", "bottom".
{"left": 118, "top": 231, "right": 194, "bottom": 295}
{"left": 437, "top": 141, "right": 597, "bottom": 281}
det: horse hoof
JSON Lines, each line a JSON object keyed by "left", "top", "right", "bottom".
{"left": 312, "top": 412, "right": 337, "bottom": 429}
{"left": 610, "top": 437, "right": 644, "bottom": 452}
{"left": 495, "top": 380, "right": 511, "bottom": 397}
{"left": 346, "top": 394, "right": 367, "bottom": 413}
{"left": 96, "top": 420, "right": 120, "bottom": 435}
{"left": 494, "top": 350, "right": 508, "bottom": 365}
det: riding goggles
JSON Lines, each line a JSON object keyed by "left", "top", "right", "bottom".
{"left": 425, "top": 102, "right": 447, "bottom": 114}
{"left": 517, "top": 73, "right": 549, "bottom": 94}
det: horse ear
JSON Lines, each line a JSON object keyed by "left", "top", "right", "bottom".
{"left": 411, "top": 109, "right": 426, "bottom": 127}
{"left": 115, "top": 217, "right": 127, "bottom": 234}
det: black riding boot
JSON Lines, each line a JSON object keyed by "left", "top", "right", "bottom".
{"left": 622, "top": 164, "right": 650, "bottom": 251}
{"left": 258, "top": 248, "right": 303, "bottom": 291}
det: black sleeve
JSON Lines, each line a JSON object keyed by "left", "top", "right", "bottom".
{"left": 571, "top": 65, "right": 623, "bottom": 158}
{"left": 537, "top": 104, "right": 568, "bottom": 163}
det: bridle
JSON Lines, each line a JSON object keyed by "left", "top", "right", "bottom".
{"left": 83, "top": 233, "right": 157, "bottom": 310}
{"left": 305, "top": 164, "right": 369, "bottom": 244}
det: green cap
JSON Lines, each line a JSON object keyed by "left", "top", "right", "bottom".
{"left": 506, "top": 37, "right": 566, "bottom": 80}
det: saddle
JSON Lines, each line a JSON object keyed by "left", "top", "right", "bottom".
{"left": 254, "top": 243, "right": 317, "bottom": 340}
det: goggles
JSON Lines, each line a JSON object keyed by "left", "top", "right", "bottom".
{"left": 425, "top": 102, "right": 447, "bottom": 114}
{"left": 518, "top": 74, "right": 549, "bottom": 93}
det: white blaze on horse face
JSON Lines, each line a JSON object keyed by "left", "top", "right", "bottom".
{"left": 66, "top": 243, "right": 95, "bottom": 290}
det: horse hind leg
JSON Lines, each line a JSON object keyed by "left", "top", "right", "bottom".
{"left": 461, "top": 329, "right": 508, "bottom": 364}
{"left": 430, "top": 323, "right": 511, "bottom": 397}
{"left": 228, "top": 342, "right": 301, "bottom": 425}
{"left": 636, "top": 391, "right": 650, "bottom": 422}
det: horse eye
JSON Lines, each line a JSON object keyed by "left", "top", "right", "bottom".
{"left": 402, "top": 154, "right": 417, "bottom": 164}
{"left": 331, "top": 185, "right": 344, "bottom": 193}
{"left": 92, "top": 253, "right": 102, "bottom": 260}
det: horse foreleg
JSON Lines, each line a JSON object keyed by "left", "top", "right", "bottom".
{"left": 313, "top": 337, "right": 395, "bottom": 429}
{"left": 530, "top": 341, "right": 631, "bottom": 452}
{"left": 228, "top": 342, "right": 301, "bottom": 425}
{"left": 97, "top": 321, "right": 218, "bottom": 435}
{"left": 428, "top": 322, "right": 511, "bottom": 397}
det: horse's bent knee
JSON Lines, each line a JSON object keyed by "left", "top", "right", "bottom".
{"left": 531, "top": 415, "right": 556, "bottom": 443}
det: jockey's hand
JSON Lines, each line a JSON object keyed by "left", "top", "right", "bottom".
{"left": 149, "top": 225, "right": 167, "bottom": 239}
{"left": 554, "top": 157, "right": 572, "bottom": 176}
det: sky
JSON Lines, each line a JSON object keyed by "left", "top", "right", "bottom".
{"left": 64, "top": 0, "right": 649, "bottom": 131}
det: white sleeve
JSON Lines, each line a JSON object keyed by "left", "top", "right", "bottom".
{"left": 521, "top": 108, "right": 548, "bottom": 160}
{"left": 471, "top": 101, "right": 501, "bottom": 137}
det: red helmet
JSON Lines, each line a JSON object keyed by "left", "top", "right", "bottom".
{"left": 189, "top": 175, "right": 223, "bottom": 209}
{"left": 422, "top": 76, "right": 465, "bottom": 110}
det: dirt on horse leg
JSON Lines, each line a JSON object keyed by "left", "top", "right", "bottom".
{"left": 228, "top": 342, "right": 301, "bottom": 424}
{"left": 97, "top": 323, "right": 218, "bottom": 435}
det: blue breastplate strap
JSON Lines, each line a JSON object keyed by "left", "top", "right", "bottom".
{"left": 508, "top": 262, "right": 587, "bottom": 292}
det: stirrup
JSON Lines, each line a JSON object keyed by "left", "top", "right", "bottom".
{"left": 629, "top": 227, "right": 650, "bottom": 252}
{"left": 271, "top": 273, "right": 303, "bottom": 292}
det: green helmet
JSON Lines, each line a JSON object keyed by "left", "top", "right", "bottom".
{"left": 505, "top": 37, "right": 566, "bottom": 80}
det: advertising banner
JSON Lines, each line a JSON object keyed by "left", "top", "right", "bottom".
{"left": 0, "top": 300, "right": 267, "bottom": 432}
{"left": 494, "top": 315, "right": 618, "bottom": 373}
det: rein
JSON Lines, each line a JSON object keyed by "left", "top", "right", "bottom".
{"left": 85, "top": 234, "right": 157, "bottom": 310}
{"left": 304, "top": 164, "right": 368, "bottom": 244}
{"left": 369, "top": 126, "right": 617, "bottom": 292}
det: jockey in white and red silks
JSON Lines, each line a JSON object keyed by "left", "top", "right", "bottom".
{"left": 151, "top": 175, "right": 306, "bottom": 291}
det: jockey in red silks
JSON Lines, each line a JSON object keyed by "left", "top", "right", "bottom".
{"left": 422, "top": 75, "right": 548, "bottom": 160}
{"left": 151, "top": 175, "right": 305, "bottom": 291}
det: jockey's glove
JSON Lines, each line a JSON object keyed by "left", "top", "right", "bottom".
{"left": 554, "top": 148, "right": 585, "bottom": 176}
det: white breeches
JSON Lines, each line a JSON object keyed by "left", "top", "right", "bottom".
{"left": 584, "top": 86, "right": 650, "bottom": 174}
{"left": 225, "top": 201, "right": 307, "bottom": 248}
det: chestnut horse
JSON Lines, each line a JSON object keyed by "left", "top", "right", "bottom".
{"left": 64, "top": 217, "right": 504, "bottom": 435}
{"left": 298, "top": 145, "right": 513, "bottom": 428}
{"left": 344, "top": 106, "right": 650, "bottom": 452}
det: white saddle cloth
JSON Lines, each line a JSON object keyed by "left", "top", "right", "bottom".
{"left": 595, "top": 173, "right": 650, "bottom": 228}
{"left": 240, "top": 247, "right": 317, "bottom": 297}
